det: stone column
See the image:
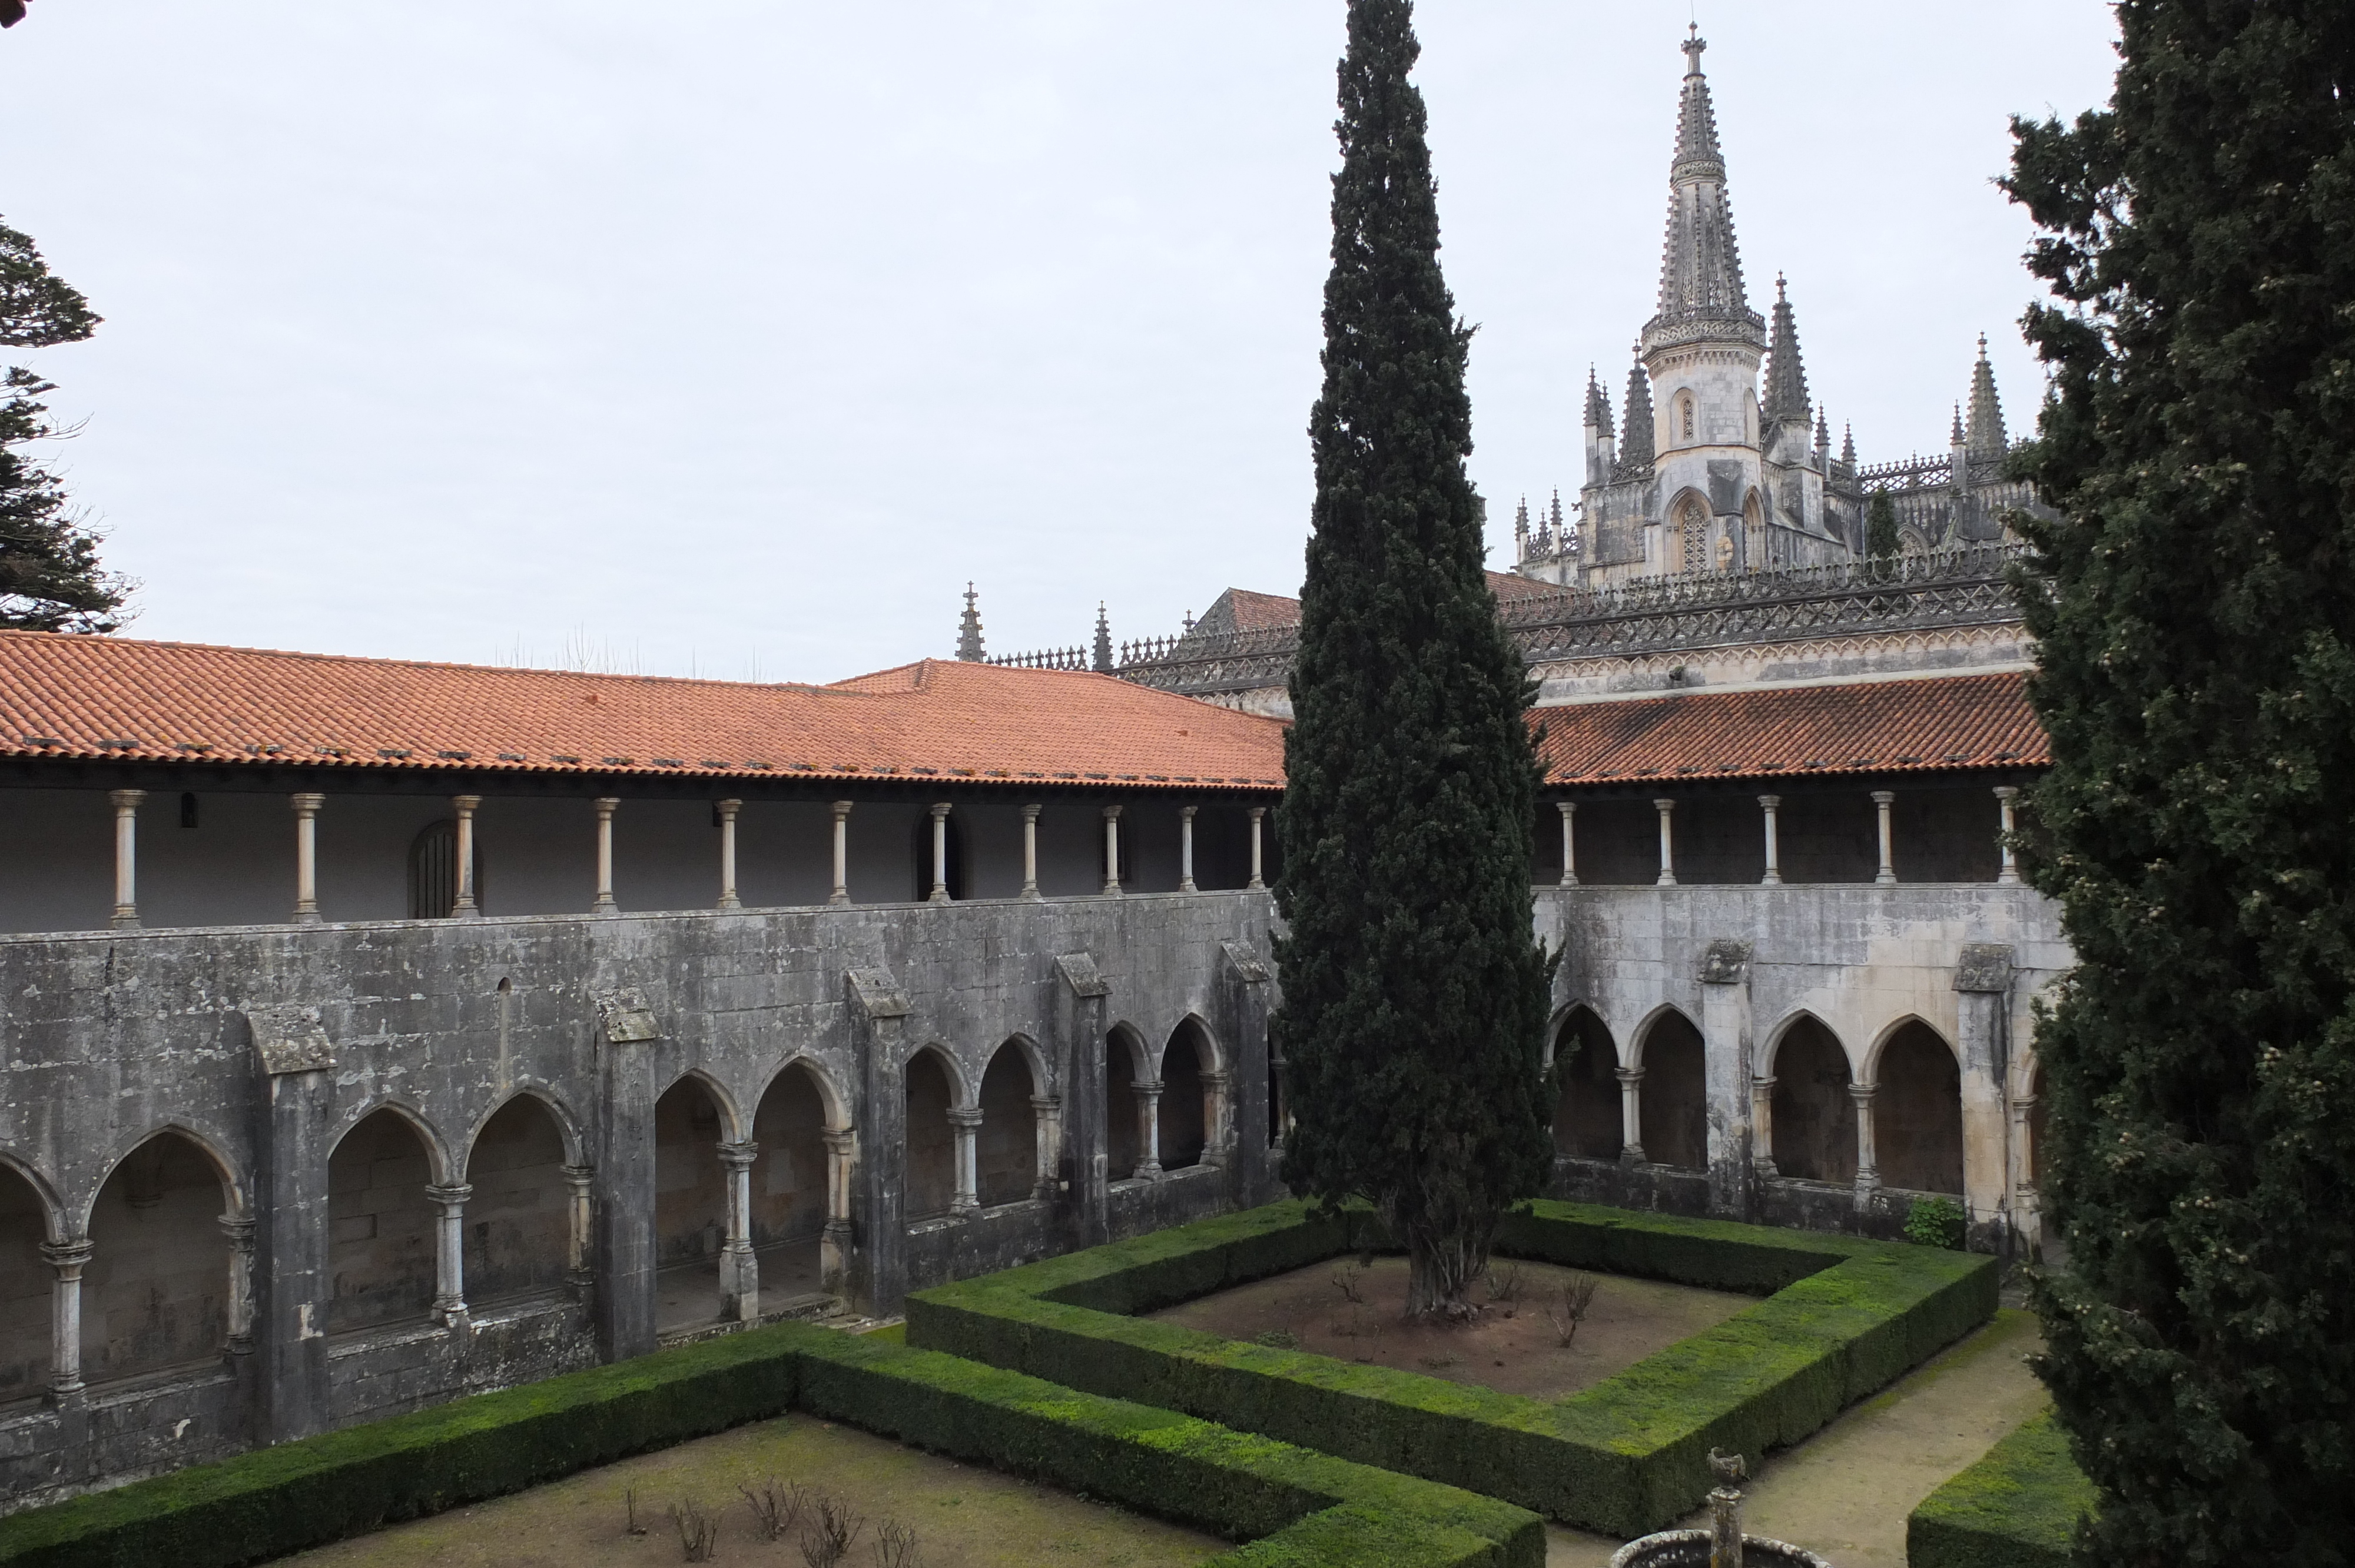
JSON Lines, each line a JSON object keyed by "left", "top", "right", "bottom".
{"left": 1699, "top": 939, "right": 1756, "bottom": 1218}
{"left": 1994, "top": 786, "right": 2022, "bottom": 885}
{"left": 562, "top": 1163, "right": 595, "bottom": 1297}
{"left": 1615, "top": 1068, "right": 1647, "bottom": 1165}
{"left": 1179, "top": 806, "right": 1198, "bottom": 892}
{"left": 220, "top": 1215, "right": 257, "bottom": 1355}
{"left": 717, "top": 1141, "right": 759, "bottom": 1321}
{"left": 947, "top": 1107, "right": 982, "bottom": 1214}
{"left": 829, "top": 800, "right": 853, "bottom": 905}
{"left": 592, "top": 796, "right": 619, "bottom": 913}
{"left": 819, "top": 1128, "right": 855, "bottom": 1297}
{"left": 1031, "top": 1096, "right": 1063, "bottom": 1201}
{"left": 715, "top": 798, "right": 742, "bottom": 911}
{"left": 1750, "top": 1078, "right": 1777, "bottom": 1177}
{"left": 451, "top": 794, "right": 481, "bottom": 918}
{"left": 2008, "top": 1095, "right": 2041, "bottom": 1257}
{"left": 1872, "top": 790, "right": 1898, "bottom": 886}
{"left": 1653, "top": 798, "right": 1677, "bottom": 887}
{"left": 1850, "top": 1084, "right": 1880, "bottom": 1213}
{"left": 424, "top": 1182, "right": 472, "bottom": 1328}
{"left": 1757, "top": 794, "right": 1782, "bottom": 885}
{"left": 1020, "top": 805, "right": 1042, "bottom": 899}
{"left": 1557, "top": 801, "right": 1578, "bottom": 887}
{"left": 1200, "top": 1069, "right": 1232, "bottom": 1164}
{"left": 1131, "top": 1079, "right": 1164, "bottom": 1180}
{"left": 287, "top": 793, "right": 325, "bottom": 924}
{"left": 1247, "top": 808, "right": 1266, "bottom": 890}
{"left": 41, "top": 1238, "right": 91, "bottom": 1399}
{"left": 928, "top": 803, "right": 953, "bottom": 903}
{"left": 109, "top": 789, "right": 144, "bottom": 929}
{"left": 1101, "top": 805, "right": 1124, "bottom": 895}
{"left": 1954, "top": 944, "right": 2015, "bottom": 1249}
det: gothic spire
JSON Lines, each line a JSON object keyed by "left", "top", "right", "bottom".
{"left": 1091, "top": 603, "right": 1112, "bottom": 673}
{"left": 1643, "top": 27, "right": 1763, "bottom": 353}
{"left": 955, "top": 582, "right": 985, "bottom": 662}
{"left": 1964, "top": 334, "right": 2008, "bottom": 455}
{"left": 1951, "top": 402, "right": 1966, "bottom": 446}
{"left": 1583, "top": 365, "right": 1611, "bottom": 431}
{"left": 1762, "top": 273, "right": 1811, "bottom": 425}
{"left": 1813, "top": 406, "right": 1831, "bottom": 455}
{"left": 1620, "top": 348, "right": 1656, "bottom": 467}
{"left": 1841, "top": 422, "right": 1856, "bottom": 467}
{"left": 1514, "top": 495, "right": 1530, "bottom": 551}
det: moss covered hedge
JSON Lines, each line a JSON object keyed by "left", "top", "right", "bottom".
{"left": 1906, "top": 1411, "right": 2094, "bottom": 1568}
{"left": 0, "top": 1320, "right": 1541, "bottom": 1568}
{"left": 907, "top": 1199, "right": 1998, "bottom": 1537}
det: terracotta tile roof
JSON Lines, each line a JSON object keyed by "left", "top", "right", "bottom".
{"left": 1186, "top": 574, "right": 1563, "bottom": 642}
{"left": 0, "top": 633, "right": 1288, "bottom": 789}
{"left": 1533, "top": 671, "right": 2047, "bottom": 786}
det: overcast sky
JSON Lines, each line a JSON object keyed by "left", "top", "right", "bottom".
{"left": 1, "top": 4, "right": 2120, "bottom": 683}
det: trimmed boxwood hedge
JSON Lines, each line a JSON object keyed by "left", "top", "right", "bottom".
{"left": 0, "top": 1320, "right": 1541, "bottom": 1568}
{"left": 906, "top": 1199, "right": 1998, "bottom": 1537}
{"left": 1906, "top": 1411, "right": 2094, "bottom": 1568}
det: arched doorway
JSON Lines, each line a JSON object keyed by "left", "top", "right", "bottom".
{"left": 463, "top": 1096, "right": 572, "bottom": 1308}
{"left": 84, "top": 1132, "right": 234, "bottom": 1383}
{"left": 1877, "top": 1021, "right": 1963, "bottom": 1195}
{"left": 0, "top": 1165, "right": 51, "bottom": 1401}
{"left": 1638, "top": 1011, "right": 1708, "bottom": 1171}
{"left": 904, "top": 1049, "right": 958, "bottom": 1219}
{"left": 407, "top": 820, "right": 483, "bottom": 919}
{"left": 327, "top": 1110, "right": 440, "bottom": 1333}
{"left": 1106, "top": 1026, "right": 1147, "bottom": 1180}
{"left": 652, "top": 1075, "right": 732, "bottom": 1331}
{"left": 750, "top": 1061, "right": 835, "bottom": 1305}
{"left": 1767, "top": 1019, "right": 1857, "bottom": 1184}
{"left": 1160, "top": 1021, "right": 1214, "bottom": 1171}
{"left": 975, "top": 1042, "right": 1040, "bottom": 1207}
{"left": 1552, "top": 1008, "right": 1621, "bottom": 1160}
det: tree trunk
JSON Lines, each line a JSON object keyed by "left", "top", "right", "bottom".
{"left": 1394, "top": 1205, "right": 1490, "bottom": 1320}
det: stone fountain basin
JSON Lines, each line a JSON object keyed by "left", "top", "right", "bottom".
{"left": 1608, "top": 1529, "right": 1834, "bottom": 1567}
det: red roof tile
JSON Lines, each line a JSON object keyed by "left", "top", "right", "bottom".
{"left": 0, "top": 634, "right": 1288, "bottom": 789}
{"left": 1532, "top": 672, "right": 2046, "bottom": 786}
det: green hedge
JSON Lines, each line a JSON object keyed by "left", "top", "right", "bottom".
{"left": 0, "top": 1319, "right": 1540, "bottom": 1568}
{"left": 907, "top": 1199, "right": 1998, "bottom": 1537}
{"left": 1906, "top": 1412, "right": 2094, "bottom": 1568}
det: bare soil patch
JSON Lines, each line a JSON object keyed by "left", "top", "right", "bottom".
{"left": 1146, "top": 1254, "right": 1753, "bottom": 1401}
{"left": 277, "top": 1411, "right": 1222, "bottom": 1568}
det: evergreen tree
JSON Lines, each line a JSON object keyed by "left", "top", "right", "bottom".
{"left": 0, "top": 215, "right": 127, "bottom": 633}
{"left": 1865, "top": 490, "right": 1900, "bottom": 557}
{"left": 2002, "top": 6, "right": 2355, "bottom": 1560}
{"left": 1272, "top": 0, "right": 1554, "bottom": 1320}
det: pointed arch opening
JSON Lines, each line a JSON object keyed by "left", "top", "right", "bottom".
{"left": 1159, "top": 1019, "right": 1216, "bottom": 1171}
{"left": 1552, "top": 1007, "right": 1621, "bottom": 1161}
{"left": 0, "top": 1162, "right": 53, "bottom": 1400}
{"left": 463, "top": 1094, "right": 572, "bottom": 1307}
{"left": 1105, "top": 1025, "right": 1149, "bottom": 1181}
{"left": 1766, "top": 1016, "right": 1856, "bottom": 1184}
{"left": 1876, "top": 1020, "right": 1963, "bottom": 1196}
{"left": 653, "top": 1074, "right": 733, "bottom": 1331}
{"left": 748, "top": 1059, "right": 835, "bottom": 1304}
{"left": 904, "top": 1048, "right": 960, "bottom": 1220}
{"left": 327, "top": 1108, "right": 442, "bottom": 1333}
{"left": 85, "top": 1131, "right": 234, "bottom": 1381}
{"left": 976, "top": 1042, "right": 1040, "bottom": 1208}
{"left": 1636, "top": 1009, "right": 1707, "bottom": 1171}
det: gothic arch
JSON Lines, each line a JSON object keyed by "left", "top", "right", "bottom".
{"left": 460, "top": 1085, "right": 585, "bottom": 1171}
{"left": 1156, "top": 1014, "right": 1223, "bottom": 1078}
{"left": 904, "top": 1043, "right": 973, "bottom": 1110}
{"left": 1551, "top": 1005, "right": 1621, "bottom": 1161}
{"left": 995, "top": 1033, "right": 1055, "bottom": 1099}
{"left": 1626, "top": 1003, "right": 1699, "bottom": 1071}
{"left": 78, "top": 1121, "right": 249, "bottom": 1234}
{"left": 1105, "top": 1022, "right": 1152, "bottom": 1081}
{"left": 1633, "top": 1008, "right": 1709, "bottom": 1172}
{"left": 1860, "top": 1015, "right": 1958, "bottom": 1087}
{"left": 1760, "top": 1008, "right": 1856, "bottom": 1078}
{"left": 658, "top": 1068, "right": 747, "bottom": 1143}
{"left": 757, "top": 1052, "right": 853, "bottom": 1131}
{"left": 1762, "top": 1013, "right": 1857, "bottom": 1185}
{"left": 0, "top": 1152, "right": 64, "bottom": 1244}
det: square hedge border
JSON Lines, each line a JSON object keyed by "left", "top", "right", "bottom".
{"left": 1906, "top": 1411, "right": 2094, "bottom": 1568}
{"left": 0, "top": 1320, "right": 1541, "bottom": 1568}
{"left": 907, "top": 1198, "right": 1998, "bottom": 1537}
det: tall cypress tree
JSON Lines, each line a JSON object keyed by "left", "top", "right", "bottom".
{"left": 2002, "top": 5, "right": 2355, "bottom": 1560}
{"left": 1272, "top": 0, "right": 1554, "bottom": 1320}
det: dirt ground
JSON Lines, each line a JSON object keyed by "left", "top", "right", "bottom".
{"left": 1147, "top": 1255, "right": 1754, "bottom": 1401}
{"left": 1543, "top": 1307, "right": 2052, "bottom": 1568}
{"left": 277, "top": 1413, "right": 1223, "bottom": 1568}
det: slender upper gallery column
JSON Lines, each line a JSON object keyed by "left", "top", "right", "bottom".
{"left": 1557, "top": 801, "right": 1579, "bottom": 887}
{"left": 1850, "top": 1084, "right": 1881, "bottom": 1211}
{"left": 717, "top": 1141, "right": 759, "bottom": 1321}
{"left": 592, "top": 797, "right": 619, "bottom": 913}
{"left": 1872, "top": 790, "right": 1898, "bottom": 886}
{"left": 715, "top": 798, "right": 742, "bottom": 911}
{"left": 928, "top": 803, "right": 953, "bottom": 903}
{"left": 562, "top": 1162, "right": 596, "bottom": 1295}
{"left": 830, "top": 800, "right": 853, "bottom": 905}
{"left": 41, "top": 1238, "right": 92, "bottom": 1399}
{"left": 424, "top": 1182, "right": 473, "bottom": 1327}
{"left": 1132, "top": 1078, "right": 1164, "bottom": 1180}
{"left": 1653, "top": 798, "right": 1678, "bottom": 887}
{"left": 290, "top": 792, "right": 325, "bottom": 923}
{"left": 1615, "top": 1068, "right": 1647, "bottom": 1164}
{"left": 451, "top": 793, "right": 481, "bottom": 918}
{"left": 947, "top": 1108, "right": 983, "bottom": 1214}
{"left": 1179, "top": 805, "right": 1198, "bottom": 892}
{"left": 109, "top": 789, "right": 144, "bottom": 929}
{"left": 1994, "top": 786, "right": 2022, "bottom": 885}
{"left": 1247, "top": 807, "right": 1266, "bottom": 890}
{"left": 1020, "top": 805, "right": 1042, "bottom": 899}
{"left": 1101, "top": 805, "right": 1123, "bottom": 896}
{"left": 1757, "top": 793, "right": 1782, "bottom": 885}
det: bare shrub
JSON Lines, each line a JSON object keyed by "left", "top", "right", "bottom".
{"left": 625, "top": 1486, "right": 649, "bottom": 1537}
{"left": 799, "top": 1492, "right": 866, "bottom": 1568}
{"left": 1331, "top": 1262, "right": 1366, "bottom": 1304}
{"left": 671, "top": 1499, "right": 720, "bottom": 1563}
{"left": 1543, "top": 1273, "right": 1601, "bottom": 1348}
{"left": 873, "top": 1517, "right": 923, "bottom": 1567}
{"left": 742, "top": 1476, "right": 812, "bottom": 1542}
